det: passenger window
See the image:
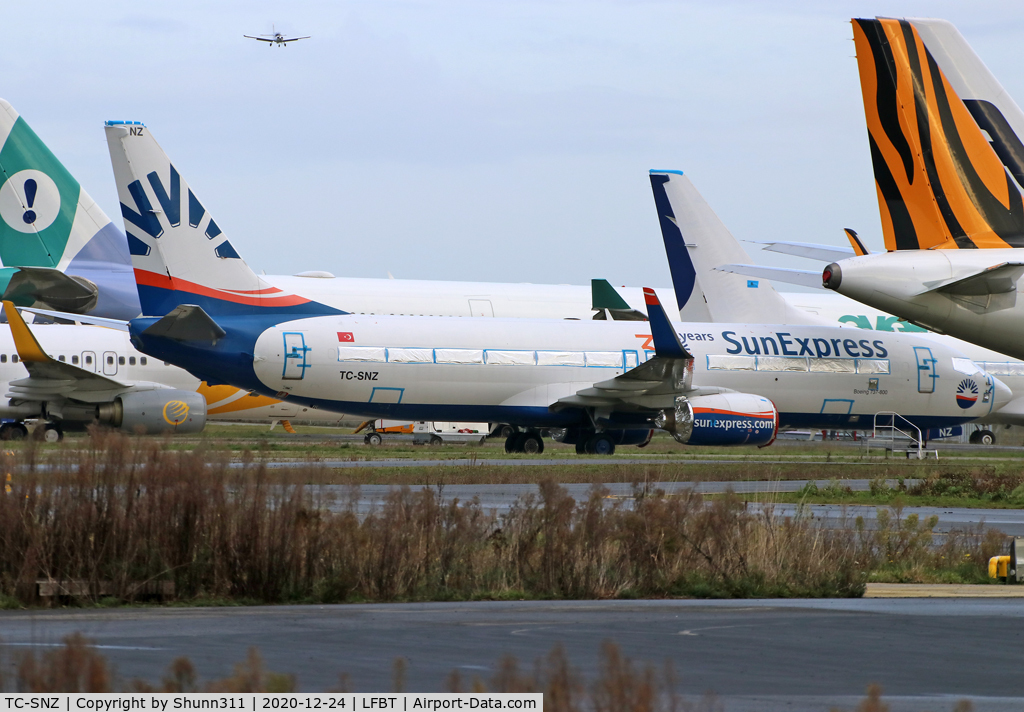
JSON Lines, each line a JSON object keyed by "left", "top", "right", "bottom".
{"left": 12, "top": 355, "right": 18, "bottom": 363}
{"left": 118, "top": 356, "right": 125, "bottom": 365}
{"left": 107, "top": 356, "right": 114, "bottom": 365}
{"left": 140, "top": 357, "right": 147, "bottom": 366}
{"left": 1, "top": 354, "right": 7, "bottom": 363}
{"left": 129, "top": 357, "right": 136, "bottom": 365}
{"left": 72, "top": 355, "right": 78, "bottom": 364}
{"left": 58, "top": 355, "right": 65, "bottom": 362}
{"left": 85, "top": 355, "right": 92, "bottom": 365}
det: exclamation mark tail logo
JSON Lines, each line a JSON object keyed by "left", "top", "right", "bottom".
{"left": 22, "top": 179, "right": 36, "bottom": 224}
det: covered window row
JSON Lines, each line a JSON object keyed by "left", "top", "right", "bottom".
{"left": 337, "top": 346, "right": 636, "bottom": 368}
{"left": 707, "top": 354, "right": 890, "bottom": 375}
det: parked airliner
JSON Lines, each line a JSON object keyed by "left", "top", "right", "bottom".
{"left": 106, "top": 120, "right": 1009, "bottom": 454}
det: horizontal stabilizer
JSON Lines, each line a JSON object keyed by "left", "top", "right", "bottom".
{"left": 751, "top": 241, "right": 856, "bottom": 263}
{"left": 142, "top": 304, "right": 227, "bottom": 343}
{"left": 715, "top": 264, "right": 824, "bottom": 290}
{"left": 18, "top": 307, "right": 129, "bottom": 331}
{"left": 920, "top": 262, "right": 1024, "bottom": 296}
{"left": 3, "top": 267, "right": 99, "bottom": 314}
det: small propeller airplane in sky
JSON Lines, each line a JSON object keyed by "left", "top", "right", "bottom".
{"left": 244, "top": 26, "right": 309, "bottom": 47}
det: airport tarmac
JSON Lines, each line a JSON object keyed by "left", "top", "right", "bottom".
{"left": 314, "top": 481, "right": 1024, "bottom": 535}
{"left": 3, "top": 599, "right": 1022, "bottom": 710}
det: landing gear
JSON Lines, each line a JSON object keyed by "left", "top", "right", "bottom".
{"left": 574, "top": 433, "right": 615, "bottom": 455}
{"left": 586, "top": 433, "right": 615, "bottom": 455}
{"left": 0, "top": 423, "right": 27, "bottom": 441}
{"left": 970, "top": 429, "right": 996, "bottom": 445}
{"left": 505, "top": 431, "right": 544, "bottom": 454}
{"left": 498, "top": 424, "right": 516, "bottom": 439}
{"left": 41, "top": 423, "right": 63, "bottom": 443}
{"left": 365, "top": 432, "right": 383, "bottom": 446}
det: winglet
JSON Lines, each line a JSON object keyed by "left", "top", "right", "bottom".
{"left": 844, "top": 229, "right": 870, "bottom": 256}
{"left": 3, "top": 301, "right": 51, "bottom": 363}
{"left": 643, "top": 288, "right": 691, "bottom": 359}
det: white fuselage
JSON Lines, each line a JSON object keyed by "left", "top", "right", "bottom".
{"left": 246, "top": 315, "right": 1009, "bottom": 431}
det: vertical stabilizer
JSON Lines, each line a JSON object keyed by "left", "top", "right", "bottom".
{"left": 0, "top": 100, "right": 139, "bottom": 318}
{"left": 648, "top": 170, "right": 821, "bottom": 324}
{"left": 909, "top": 18, "right": 1024, "bottom": 194}
{"left": 853, "top": 18, "right": 1024, "bottom": 250}
{"left": 105, "top": 121, "right": 332, "bottom": 317}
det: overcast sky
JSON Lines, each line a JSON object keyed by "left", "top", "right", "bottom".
{"left": 4, "top": 1, "right": 1024, "bottom": 289}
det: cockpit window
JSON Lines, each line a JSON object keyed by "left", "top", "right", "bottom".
{"left": 952, "top": 357, "right": 984, "bottom": 376}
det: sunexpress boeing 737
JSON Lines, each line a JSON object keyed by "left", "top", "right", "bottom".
{"left": 107, "top": 122, "right": 1009, "bottom": 453}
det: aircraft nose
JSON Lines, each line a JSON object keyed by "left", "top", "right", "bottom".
{"left": 993, "top": 375, "right": 1014, "bottom": 410}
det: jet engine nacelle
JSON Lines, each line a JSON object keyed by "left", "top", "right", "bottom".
{"left": 96, "top": 390, "right": 206, "bottom": 434}
{"left": 655, "top": 393, "right": 778, "bottom": 447}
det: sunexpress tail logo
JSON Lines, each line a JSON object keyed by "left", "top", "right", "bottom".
{"left": 0, "top": 117, "right": 79, "bottom": 267}
{"left": 121, "top": 163, "right": 236, "bottom": 260}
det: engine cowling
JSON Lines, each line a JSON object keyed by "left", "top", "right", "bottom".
{"left": 96, "top": 390, "right": 206, "bottom": 434}
{"left": 655, "top": 393, "right": 778, "bottom": 447}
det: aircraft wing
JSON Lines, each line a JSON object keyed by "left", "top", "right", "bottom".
{"left": 244, "top": 35, "right": 274, "bottom": 42}
{"left": 714, "top": 264, "right": 824, "bottom": 290}
{"left": 751, "top": 240, "right": 856, "bottom": 263}
{"left": 282, "top": 36, "right": 310, "bottom": 42}
{"left": 2, "top": 301, "right": 131, "bottom": 402}
{"left": 919, "top": 262, "right": 1024, "bottom": 296}
{"left": 554, "top": 288, "right": 697, "bottom": 411}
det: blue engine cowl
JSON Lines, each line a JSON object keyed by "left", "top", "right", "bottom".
{"left": 655, "top": 393, "right": 778, "bottom": 447}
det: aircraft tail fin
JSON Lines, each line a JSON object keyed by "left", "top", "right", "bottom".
{"left": 648, "top": 170, "right": 821, "bottom": 325}
{"left": 0, "top": 100, "right": 139, "bottom": 319}
{"left": 591, "top": 279, "right": 647, "bottom": 321}
{"left": 908, "top": 18, "right": 1024, "bottom": 193}
{"left": 853, "top": 18, "right": 1024, "bottom": 250}
{"left": 104, "top": 121, "right": 332, "bottom": 317}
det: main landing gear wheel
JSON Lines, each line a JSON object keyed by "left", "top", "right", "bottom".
{"left": 498, "top": 425, "right": 516, "bottom": 439}
{"left": 365, "top": 432, "right": 383, "bottom": 446}
{"left": 585, "top": 434, "right": 615, "bottom": 456}
{"left": 0, "top": 423, "right": 27, "bottom": 441}
{"left": 42, "top": 424, "right": 63, "bottom": 443}
{"left": 521, "top": 432, "right": 544, "bottom": 455}
{"left": 575, "top": 441, "right": 587, "bottom": 455}
{"left": 505, "top": 432, "right": 543, "bottom": 454}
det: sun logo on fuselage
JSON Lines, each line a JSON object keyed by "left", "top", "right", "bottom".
{"left": 956, "top": 378, "right": 979, "bottom": 409}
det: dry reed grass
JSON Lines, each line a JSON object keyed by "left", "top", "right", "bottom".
{"left": 0, "top": 432, "right": 1003, "bottom": 605}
